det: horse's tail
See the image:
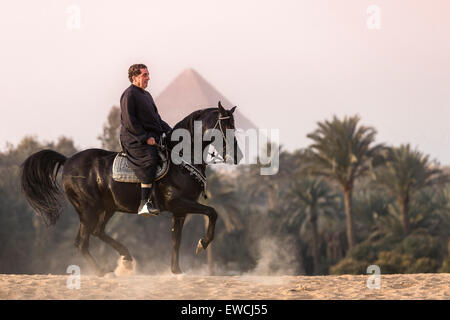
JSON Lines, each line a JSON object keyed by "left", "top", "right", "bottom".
{"left": 21, "top": 149, "right": 67, "bottom": 226}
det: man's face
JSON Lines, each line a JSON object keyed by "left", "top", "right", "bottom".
{"left": 133, "top": 68, "right": 150, "bottom": 89}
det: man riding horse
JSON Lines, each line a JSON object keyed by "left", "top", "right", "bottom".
{"left": 21, "top": 66, "right": 243, "bottom": 276}
{"left": 120, "top": 64, "right": 171, "bottom": 216}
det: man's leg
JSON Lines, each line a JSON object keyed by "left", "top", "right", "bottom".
{"left": 137, "top": 157, "right": 160, "bottom": 216}
{"left": 137, "top": 182, "right": 159, "bottom": 216}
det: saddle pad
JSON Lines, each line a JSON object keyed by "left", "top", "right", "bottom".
{"left": 112, "top": 149, "right": 169, "bottom": 183}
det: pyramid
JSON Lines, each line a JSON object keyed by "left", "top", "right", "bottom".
{"left": 155, "top": 68, "right": 257, "bottom": 131}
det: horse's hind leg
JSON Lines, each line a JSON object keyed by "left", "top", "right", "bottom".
{"left": 97, "top": 234, "right": 133, "bottom": 261}
{"left": 76, "top": 222, "right": 108, "bottom": 277}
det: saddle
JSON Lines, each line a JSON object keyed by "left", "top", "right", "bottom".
{"left": 112, "top": 135, "right": 170, "bottom": 183}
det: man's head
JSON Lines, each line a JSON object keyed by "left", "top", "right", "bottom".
{"left": 128, "top": 64, "right": 149, "bottom": 89}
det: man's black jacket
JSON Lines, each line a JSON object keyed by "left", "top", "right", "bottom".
{"left": 120, "top": 84, "right": 171, "bottom": 147}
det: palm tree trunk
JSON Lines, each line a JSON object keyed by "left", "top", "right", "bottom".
{"left": 343, "top": 187, "right": 355, "bottom": 250}
{"left": 310, "top": 209, "right": 320, "bottom": 275}
{"left": 267, "top": 183, "right": 278, "bottom": 210}
{"left": 399, "top": 193, "right": 410, "bottom": 234}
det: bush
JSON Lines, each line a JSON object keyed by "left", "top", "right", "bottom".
{"left": 406, "top": 257, "right": 439, "bottom": 273}
{"left": 348, "top": 241, "right": 378, "bottom": 263}
{"left": 347, "top": 233, "right": 403, "bottom": 265}
{"left": 374, "top": 251, "right": 413, "bottom": 274}
{"left": 438, "top": 257, "right": 450, "bottom": 273}
{"left": 329, "top": 258, "right": 368, "bottom": 275}
{"left": 398, "top": 233, "right": 441, "bottom": 260}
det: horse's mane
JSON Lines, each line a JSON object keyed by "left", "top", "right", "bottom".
{"left": 172, "top": 107, "right": 218, "bottom": 133}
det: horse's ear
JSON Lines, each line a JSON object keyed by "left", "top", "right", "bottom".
{"left": 218, "top": 101, "right": 226, "bottom": 115}
{"left": 230, "top": 106, "right": 237, "bottom": 114}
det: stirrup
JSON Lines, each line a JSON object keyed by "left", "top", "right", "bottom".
{"left": 137, "top": 200, "right": 160, "bottom": 217}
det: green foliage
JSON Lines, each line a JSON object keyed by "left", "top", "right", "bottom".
{"left": 407, "top": 257, "right": 439, "bottom": 273}
{"left": 371, "top": 250, "right": 438, "bottom": 274}
{"left": 329, "top": 258, "right": 368, "bottom": 275}
{"left": 331, "top": 229, "right": 446, "bottom": 274}
{"left": 375, "top": 144, "right": 446, "bottom": 197}
{"left": 374, "top": 251, "right": 414, "bottom": 274}
{"left": 347, "top": 241, "right": 379, "bottom": 263}
{"left": 305, "top": 115, "right": 384, "bottom": 188}
{"left": 1, "top": 111, "right": 449, "bottom": 276}
{"left": 374, "top": 144, "right": 449, "bottom": 233}
{"left": 398, "top": 232, "right": 441, "bottom": 260}
{"left": 304, "top": 114, "right": 385, "bottom": 250}
{"left": 438, "top": 257, "right": 450, "bottom": 273}
{"left": 282, "top": 175, "right": 341, "bottom": 274}
{"left": 353, "top": 188, "right": 394, "bottom": 236}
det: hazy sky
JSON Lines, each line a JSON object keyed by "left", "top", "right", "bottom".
{"left": 1, "top": 0, "right": 449, "bottom": 164}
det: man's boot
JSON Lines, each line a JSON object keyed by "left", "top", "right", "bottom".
{"left": 137, "top": 184, "right": 160, "bottom": 217}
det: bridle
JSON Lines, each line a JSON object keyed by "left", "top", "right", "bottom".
{"left": 210, "top": 114, "right": 231, "bottom": 163}
{"left": 157, "top": 113, "right": 232, "bottom": 160}
{"left": 153, "top": 112, "right": 233, "bottom": 203}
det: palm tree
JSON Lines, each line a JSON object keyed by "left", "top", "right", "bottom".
{"left": 353, "top": 187, "right": 393, "bottom": 236}
{"left": 237, "top": 143, "right": 279, "bottom": 210}
{"left": 285, "top": 176, "right": 337, "bottom": 274}
{"left": 374, "top": 144, "right": 448, "bottom": 234}
{"left": 305, "top": 115, "right": 384, "bottom": 250}
{"left": 239, "top": 145, "right": 306, "bottom": 210}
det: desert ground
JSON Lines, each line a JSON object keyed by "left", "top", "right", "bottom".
{"left": 0, "top": 269, "right": 448, "bottom": 300}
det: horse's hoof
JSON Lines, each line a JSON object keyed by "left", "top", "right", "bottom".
{"left": 122, "top": 259, "right": 134, "bottom": 270}
{"left": 195, "top": 239, "right": 204, "bottom": 255}
{"left": 171, "top": 268, "right": 183, "bottom": 274}
{"left": 114, "top": 256, "right": 136, "bottom": 276}
{"left": 96, "top": 269, "right": 109, "bottom": 277}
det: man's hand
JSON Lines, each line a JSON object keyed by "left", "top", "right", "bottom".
{"left": 147, "top": 137, "right": 156, "bottom": 145}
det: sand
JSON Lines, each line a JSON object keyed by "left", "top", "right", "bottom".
{"left": 0, "top": 272, "right": 448, "bottom": 300}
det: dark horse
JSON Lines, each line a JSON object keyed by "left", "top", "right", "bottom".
{"left": 21, "top": 102, "right": 242, "bottom": 276}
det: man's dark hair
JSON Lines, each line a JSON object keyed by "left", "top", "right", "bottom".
{"left": 128, "top": 64, "right": 148, "bottom": 83}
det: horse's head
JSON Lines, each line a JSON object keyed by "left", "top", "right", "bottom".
{"left": 198, "top": 101, "right": 243, "bottom": 165}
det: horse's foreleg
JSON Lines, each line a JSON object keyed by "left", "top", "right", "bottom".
{"left": 169, "top": 200, "right": 217, "bottom": 254}
{"left": 171, "top": 215, "right": 185, "bottom": 274}
{"left": 198, "top": 206, "right": 217, "bottom": 254}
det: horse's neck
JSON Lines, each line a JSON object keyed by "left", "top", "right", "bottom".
{"left": 167, "top": 128, "right": 208, "bottom": 174}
